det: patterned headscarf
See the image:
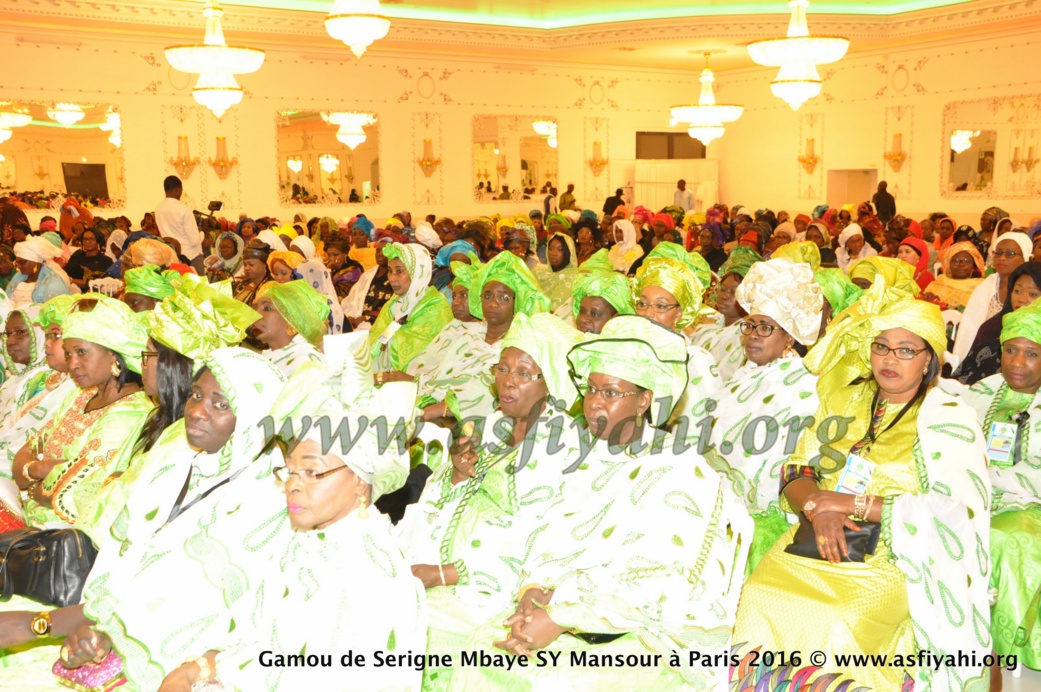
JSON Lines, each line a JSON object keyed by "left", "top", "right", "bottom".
{"left": 813, "top": 268, "right": 863, "bottom": 315}
{"left": 2, "top": 306, "right": 46, "bottom": 375}
{"left": 258, "top": 280, "right": 331, "bottom": 345}
{"left": 468, "top": 249, "right": 549, "bottom": 319}
{"left": 267, "top": 250, "right": 304, "bottom": 273}
{"left": 571, "top": 269, "right": 635, "bottom": 322}
{"left": 450, "top": 252, "right": 483, "bottom": 293}
{"left": 718, "top": 245, "right": 764, "bottom": 279}
{"left": 383, "top": 243, "right": 434, "bottom": 321}
{"left": 941, "top": 241, "right": 985, "bottom": 277}
{"left": 36, "top": 294, "right": 79, "bottom": 329}
{"left": 211, "top": 231, "right": 244, "bottom": 275}
{"left": 736, "top": 258, "right": 824, "bottom": 345}
{"left": 545, "top": 213, "right": 571, "bottom": 230}
{"left": 644, "top": 241, "right": 711, "bottom": 291}
{"left": 502, "top": 313, "right": 582, "bottom": 408}
{"left": 770, "top": 240, "right": 821, "bottom": 271}
{"left": 149, "top": 276, "right": 260, "bottom": 363}
{"left": 1000, "top": 295, "right": 1041, "bottom": 345}
{"left": 124, "top": 265, "right": 178, "bottom": 301}
{"left": 633, "top": 257, "right": 702, "bottom": 329}
{"left": 848, "top": 256, "right": 921, "bottom": 295}
{"left": 63, "top": 295, "right": 149, "bottom": 374}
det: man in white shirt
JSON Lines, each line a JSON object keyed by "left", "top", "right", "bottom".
{"left": 154, "top": 175, "right": 204, "bottom": 271}
{"left": 673, "top": 179, "right": 695, "bottom": 212}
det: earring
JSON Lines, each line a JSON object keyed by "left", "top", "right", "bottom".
{"left": 111, "top": 360, "right": 122, "bottom": 378}
{"left": 286, "top": 325, "right": 298, "bottom": 339}
{"left": 357, "top": 493, "right": 369, "bottom": 520}
{"left": 783, "top": 344, "right": 797, "bottom": 358}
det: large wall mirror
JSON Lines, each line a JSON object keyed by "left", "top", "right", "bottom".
{"left": 276, "top": 110, "right": 380, "bottom": 206}
{"left": 942, "top": 95, "right": 1041, "bottom": 199}
{"left": 0, "top": 101, "right": 126, "bottom": 207}
{"left": 472, "top": 115, "right": 558, "bottom": 202}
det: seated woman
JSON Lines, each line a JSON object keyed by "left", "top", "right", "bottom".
{"left": 348, "top": 220, "right": 377, "bottom": 271}
{"left": 7, "top": 236, "right": 74, "bottom": 307}
{"left": 202, "top": 230, "right": 243, "bottom": 282}
{"left": 835, "top": 223, "right": 877, "bottom": 272}
{"left": 323, "top": 234, "right": 364, "bottom": 300}
{"left": 252, "top": 280, "right": 329, "bottom": 377}
{"left": 803, "top": 220, "right": 837, "bottom": 265}
{"left": 607, "top": 219, "right": 644, "bottom": 274}
{"left": 232, "top": 238, "right": 274, "bottom": 306}
{"left": 120, "top": 264, "right": 177, "bottom": 313}
{"left": 922, "top": 240, "right": 985, "bottom": 310}
{"left": 953, "top": 300, "right": 1041, "bottom": 674}
{"left": 160, "top": 345, "right": 425, "bottom": 692}
{"left": 266, "top": 249, "right": 303, "bottom": 284}
{"left": 370, "top": 242, "right": 452, "bottom": 376}
{"left": 0, "top": 305, "right": 50, "bottom": 432}
{"left": 451, "top": 316, "right": 749, "bottom": 690}
{"left": 65, "top": 228, "right": 112, "bottom": 291}
{"left": 708, "top": 258, "right": 823, "bottom": 572}
{"left": 534, "top": 232, "right": 579, "bottom": 312}
{"left": 848, "top": 255, "right": 921, "bottom": 294}
{"left": 569, "top": 265, "right": 634, "bottom": 334}
{"left": 897, "top": 236, "right": 935, "bottom": 293}
{"left": 11, "top": 296, "right": 154, "bottom": 545}
{"left": 432, "top": 239, "right": 477, "bottom": 301}
{"left": 692, "top": 245, "right": 764, "bottom": 381}
{"left": 731, "top": 282, "right": 992, "bottom": 691}
{"left": 399, "top": 313, "right": 580, "bottom": 688}
{"left": 343, "top": 236, "right": 394, "bottom": 330}
{"left": 954, "top": 262, "right": 1041, "bottom": 385}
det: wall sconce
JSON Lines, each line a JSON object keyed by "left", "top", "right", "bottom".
{"left": 588, "top": 140, "right": 608, "bottom": 177}
{"left": 417, "top": 139, "right": 441, "bottom": 177}
{"left": 798, "top": 137, "right": 819, "bottom": 174}
{"left": 883, "top": 133, "right": 906, "bottom": 172}
{"left": 209, "top": 136, "right": 237, "bottom": 180}
{"left": 496, "top": 153, "right": 508, "bottom": 178}
{"left": 169, "top": 136, "right": 200, "bottom": 179}
{"left": 1013, "top": 146, "right": 1040, "bottom": 172}
{"left": 1027, "top": 147, "right": 1040, "bottom": 172}
{"left": 287, "top": 157, "right": 303, "bottom": 174}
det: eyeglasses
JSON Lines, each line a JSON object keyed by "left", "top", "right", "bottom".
{"left": 3, "top": 328, "right": 29, "bottom": 340}
{"left": 635, "top": 300, "right": 680, "bottom": 314}
{"left": 576, "top": 382, "right": 642, "bottom": 401}
{"left": 948, "top": 256, "right": 974, "bottom": 265}
{"left": 738, "top": 321, "right": 780, "bottom": 337}
{"left": 490, "top": 364, "right": 543, "bottom": 383}
{"left": 482, "top": 292, "right": 514, "bottom": 304}
{"left": 272, "top": 465, "right": 349, "bottom": 485}
{"left": 869, "top": 342, "right": 927, "bottom": 360}
{"left": 992, "top": 249, "right": 1022, "bottom": 259}
{"left": 141, "top": 350, "right": 159, "bottom": 362}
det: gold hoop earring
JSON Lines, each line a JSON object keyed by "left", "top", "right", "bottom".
{"left": 111, "top": 360, "right": 121, "bottom": 378}
{"left": 783, "top": 343, "right": 797, "bottom": 358}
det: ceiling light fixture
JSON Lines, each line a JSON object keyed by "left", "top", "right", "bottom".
{"left": 99, "top": 110, "right": 122, "bottom": 148}
{"left": 532, "top": 120, "right": 559, "bottom": 149}
{"left": 950, "top": 129, "right": 979, "bottom": 154}
{"left": 0, "top": 106, "right": 31, "bottom": 130}
{"left": 319, "top": 154, "right": 341, "bottom": 173}
{"left": 165, "top": 0, "right": 265, "bottom": 118}
{"left": 325, "top": 0, "right": 391, "bottom": 59}
{"left": 0, "top": 130, "right": 11, "bottom": 144}
{"left": 47, "top": 103, "right": 86, "bottom": 128}
{"left": 747, "top": 0, "right": 849, "bottom": 111}
{"left": 321, "top": 111, "right": 377, "bottom": 150}
{"left": 669, "top": 53, "right": 743, "bottom": 147}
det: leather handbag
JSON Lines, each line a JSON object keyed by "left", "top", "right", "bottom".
{"left": 0, "top": 527, "right": 99, "bottom": 607}
{"left": 784, "top": 513, "right": 881, "bottom": 563}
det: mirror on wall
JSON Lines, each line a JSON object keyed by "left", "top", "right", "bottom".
{"left": 276, "top": 110, "right": 380, "bottom": 206}
{"left": 472, "top": 115, "right": 558, "bottom": 202}
{"left": 0, "top": 101, "right": 126, "bottom": 207}
{"left": 948, "top": 129, "right": 997, "bottom": 193}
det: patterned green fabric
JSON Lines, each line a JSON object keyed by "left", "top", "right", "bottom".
{"left": 718, "top": 245, "right": 764, "bottom": 279}
{"left": 645, "top": 241, "right": 711, "bottom": 291}
{"left": 449, "top": 252, "right": 483, "bottom": 292}
{"left": 149, "top": 275, "right": 259, "bottom": 362}
{"left": 369, "top": 285, "right": 452, "bottom": 372}
{"left": 0, "top": 306, "right": 47, "bottom": 429}
{"left": 1001, "top": 295, "right": 1041, "bottom": 346}
{"left": 467, "top": 249, "right": 550, "bottom": 320}
{"left": 62, "top": 294, "right": 149, "bottom": 374}
{"left": 691, "top": 321, "right": 746, "bottom": 382}
{"left": 771, "top": 240, "right": 821, "bottom": 270}
{"left": 122, "top": 264, "right": 177, "bottom": 300}
{"left": 408, "top": 320, "right": 499, "bottom": 421}
{"left": 534, "top": 232, "right": 579, "bottom": 312}
{"left": 258, "top": 279, "right": 330, "bottom": 345}
{"left": 578, "top": 248, "right": 613, "bottom": 272}
{"left": 35, "top": 294, "right": 78, "bottom": 329}
{"left": 848, "top": 256, "right": 921, "bottom": 295}
{"left": 262, "top": 334, "right": 324, "bottom": 377}
{"left": 502, "top": 312, "right": 582, "bottom": 409}
{"left": 570, "top": 268, "right": 635, "bottom": 321}
{"left": 814, "top": 267, "right": 863, "bottom": 315}
{"left": 633, "top": 257, "right": 702, "bottom": 329}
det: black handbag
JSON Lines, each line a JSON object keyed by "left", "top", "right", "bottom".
{"left": 0, "top": 527, "right": 98, "bottom": 607}
{"left": 784, "top": 513, "right": 881, "bottom": 563}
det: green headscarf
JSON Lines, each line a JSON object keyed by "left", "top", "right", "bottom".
{"left": 633, "top": 257, "right": 702, "bottom": 329}
{"left": 37, "top": 294, "right": 79, "bottom": 329}
{"left": 468, "top": 250, "right": 550, "bottom": 320}
{"left": 258, "top": 280, "right": 331, "bottom": 346}
{"left": 149, "top": 275, "right": 261, "bottom": 363}
{"left": 501, "top": 313, "right": 582, "bottom": 408}
{"left": 123, "top": 264, "right": 178, "bottom": 301}
{"left": 718, "top": 245, "right": 764, "bottom": 279}
{"left": 546, "top": 213, "right": 571, "bottom": 230}
{"left": 571, "top": 270, "right": 635, "bottom": 322}
{"left": 449, "top": 252, "right": 483, "bottom": 292}
{"left": 771, "top": 240, "right": 821, "bottom": 270}
{"left": 814, "top": 268, "right": 863, "bottom": 315}
{"left": 848, "top": 256, "right": 920, "bottom": 296}
{"left": 645, "top": 241, "right": 711, "bottom": 291}
{"left": 2, "top": 305, "right": 45, "bottom": 375}
{"left": 803, "top": 281, "right": 946, "bottom": 397}
{"left": 578, "top": 248, "right": 613, "bottom": 272}
{"left": 62, "top": 295, "right": 149, "bottom": 374}
{"left": 567, "top": 315, "right": 689, "bottom": 426}
{"left": 1000, "top": 298, "right": 1041, "bottom": 345}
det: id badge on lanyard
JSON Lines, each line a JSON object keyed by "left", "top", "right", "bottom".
{"left": 986, "top": 421, "right": 1017, "bottom": 468}
{"left": 377, "top": 320, "right": 402, "bottom": 348}
{"left": 836, "top": 453, "right": 876, "bottom": 495}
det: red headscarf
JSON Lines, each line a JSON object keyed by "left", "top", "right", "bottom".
{"left": 934, "top": 216, "right": 956, "bottom": 253}
{"left": 739, "top": 230, "right": 760, "bottom": 249}
{"left": 899, "top": 237, "right": 934, "bottom": 292}
{"left": 906, "top": 220, "right": 922, "bottom": 239}
{"left": 651, "top": 213, "right": 676, "bottom": 230}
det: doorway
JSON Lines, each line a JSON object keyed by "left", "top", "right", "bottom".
{"left": 826, "top": 169, "right": 877, "bottom": 210}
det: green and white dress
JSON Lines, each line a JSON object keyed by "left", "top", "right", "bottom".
{"left": 262, "top": 333, "right": 325, "bottom": 377}
{"left": 406, "top": 319, "right": 498, "bottom": 421}
{"left": 958, "top": 374, "right": 1041, "bottom": 669}
{"left": 671, "top": 342, "right": 722, "bottom": 449}
{"left": 451, "top": 425, "right": 752, "bottom": 690}
{"left": 707, "top": 356, "right": 819, "bottom": 571}
{"left": 370, "top": 286, "right": 453, "bottom": 373}
{"left": 691, "top": 321, "right": 745, "bottom": 382}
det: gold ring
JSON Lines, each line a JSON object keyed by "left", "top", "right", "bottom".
{"left": 817, "top": 535, "right": 827, "bottom": 545}
{"left": 803, "top": 501, "right": 816, "bottom": 512}
{"left": 60, "top": 645, "right": 70, "bottom": 663}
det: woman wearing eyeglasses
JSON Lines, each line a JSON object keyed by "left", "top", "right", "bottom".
{"left": 946, "top": 299, "right": 1041, "bottom": 676}
{"left": 692, "top": 245, "right": 764, "bottom": 382}
{"left": 707, "top": 258, "right": 823, "bottom": 572}
{"left": 921, "top": 240, "right": 984, "bottom": 310}
{"left": 399, "top": 313, "right": 580, "bottom": 688}
{"left": 450, "top": 316, "right": 749, "bottom": 690}
{"left": 731, "top": 283, "right": 991, "bottom": 691}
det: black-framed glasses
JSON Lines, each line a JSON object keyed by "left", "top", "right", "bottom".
{"left": 490, "top": 363, "right": 543, "bottom": 383}
{"left": 992, "top": 249, "right": 1022, "bottom": 259}
{"left": 869, "top": 342, "right": 927, "bottom": 360}
{"left": 272, "top": 465, "right": 349, "bottom": 485}
{"left": 738, "top": 321, "right": 780, "bottom": 337}
{"left": 635, "top": 300, "right": 680, "bottom": 315}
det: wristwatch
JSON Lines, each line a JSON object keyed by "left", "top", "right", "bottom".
{"left": 30, "top": 611, "right": 52, "bottom": 637}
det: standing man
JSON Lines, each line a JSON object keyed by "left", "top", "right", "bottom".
{"left": 602, "top": 188, "right": 624, "bottom": 217}
{"left": 872, "top": 180, "right": 896, "bottom": 226}
{"left": 155, "top": 175, "right": 204, "bottom": 272}
{"left": 559, "top": 183, "right": 577, "bottom": 211}
{"left": 674, "top": 179, "right": 694, "bottom": 212}
{"left": 543, "top": 186, "right": 559, "bottom": 217}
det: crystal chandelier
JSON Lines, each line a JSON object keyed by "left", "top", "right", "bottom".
{"left": 950, "top": 130, "right": 979, "bottom": 154}
{"left": 0, "top": 130, "right": 10, "bottom": 144}
{"left": 319, "top": 154, "right": 340, "bottom": 173}
{"left": 99, "top": 110, "right": 122, "bottom": 148}
{"left": 325, "top": 0, "right": 391, "bottom": 59}
{"left": 0, "top": 105, "right": 32, "bottom": 146}
{"left": 165, "top": 0, "right": 265, "bottom": 118}
{"left": 747, "top": 0, "right": 849, "bottom": 111}
{"left": 669, "top": 53, "right": 743, "bottom": 147}
{"left": 47, "top": 103, "right": 86, "bottom": 127}
{"left": 532, "top": 121, "right": 558, "bottom": 148}
{"left": 287, "top": 157, "right": 303, "bottom": 173}
{"left": 321, "top": 112, "right": 377, "bottom": 150}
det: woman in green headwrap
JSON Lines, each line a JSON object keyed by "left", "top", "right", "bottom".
{"left": 848, "top": 255, "right": 921, "bottom": 294}
{"left": 732, "top": 282, "right": 992, "bottom": 692}
{"left": 693, "top": 244, "right": 764, "bottom": 381}
{"left": 813, "top": 267, "right": 864, "bottom": 339}
{"left": 533, "top": 231, "right": 579, "bottom": 312}
{"left": 450, "top": 315, "right": 749, "bottom": 691}
{"left": 568, "top": 267, "right": 635, "bottom": 334}
{"left": 947, "top": 299, "right": 1041, "bottom": 672}
{"left": 252, "top": 279, "right": 329, "bottom": 377}
{"left": 121, "top": 264, "right": 177, "bottom": 313}
{"left": 12, "top": 296, "right": 154, "bottom": 546}
{"left": 400, "top": 313, "right": 582, "bottom": 689}
{"left": 370, "top": 242, "right": 452, "bottom": 376}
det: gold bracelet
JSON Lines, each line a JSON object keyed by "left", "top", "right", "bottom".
{"left": 853, "top": 493, "right": 867, "bottom": 521}
{"left": 864, "top": 494, "right": 875, "bottom": 521}
{"left": 193, "top": 655, "right": 213, "bottom": 683}
{"left": 438, "top": 563, "right": 446, "bottom": 586}
{"left": 21, "top": 462, "right": 34, "bottom": 482}
{"left": 517, "top": 583, "right": 548, "bottom": 601}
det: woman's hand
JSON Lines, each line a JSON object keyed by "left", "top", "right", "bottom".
{"left": 801, "top": 490, "right": 855, "bottom": 520}
{"left": 809, "top": 511, "right": 862, "bottom": 563}
{"left": 410, "top": 564, "right": 455, "bottom": 589}
{"left": 421, "top": 403, "right": 447, "bottom": 423}
{"left": 157, "top": 663, "right": 198, "bottom": 692}
{"left": 496, "top": 588, "right": 563, "bottom": 655}
{"left": 61, "top": 625, "right": 111, "bottom": 668}
{"left": 449, "top": 435, "right": 478, "bottom": 485}
{"left": 374, "top": 370, "right": 415, "bottom": 385}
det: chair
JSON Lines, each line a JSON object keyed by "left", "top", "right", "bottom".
{"left": 933, "top": 262, "right": 942, "bottom": 277}
{"left": 88, "top": 277, "right": 123, "bottom": 297}
{"left": 941, "top": 309, "right": 962, "bottom": 343}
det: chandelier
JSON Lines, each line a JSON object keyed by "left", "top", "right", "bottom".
{"left": 747, "top": 0, "right": 849, "bottom": 111}
{"left": 532, "top": 120, "right": 558, "bottom": 148}
{"left": 287, "top": 157, "right": 304, "bottom": 174}
{"left": 0, "top": 105, "right": 32, "bottom": 146}
{"left": 669, "top": 53, "right": 743, "bottom": 147}
{"left": 99, "top": 110, "right": 122, "bottom": 148}
{"left": 165, "top": 0, "right": 265, "bottom": 118}
{"left": 950, "top": 129, "right": 979, "bottom": 154}
{"left": 319, "top": 154, "right": 340, "bottom": 173}
{"left": 322, "top": 112, "right": 377, "bottom": 150}
{"left": 47, "top": 103, "right": 86, "bottom": 128}
{"left": 325, "top": 0, "right": 391, "bottom": 59}
{"left": 0, "top": 130, "right": 10, "bottom": 144}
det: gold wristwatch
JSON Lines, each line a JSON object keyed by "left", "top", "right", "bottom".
{"left": 30, "top": 611, "right": 52, "bottom": 637}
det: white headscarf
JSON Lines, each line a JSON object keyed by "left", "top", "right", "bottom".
{"left": 14, "top": 236, "right": 62, "bottom": 264}
{"left": 106, "top": 229, "right": 128, "bottom": 261}
{"left": 608, "top": 219, "right": 644, "bottom": 273}
{"left": 736, "top": 258, "right": 823, "bottom": 345}
{"left": 414, "top": 221, "right": 442, "bottom": 250}
{"left": 255, "top": 229, "right": 285, "bottom": 251}
{"left": 611, "top": 219, "right": 638, "bottom": 253}
{"left": 290, "top": 236, "right": 316, "bottom": 261}
{"left": 987, "top": 230, "right": 1032, "bottom": 267}
{"left": 835, "top": 223, "right": 877, "bottom": 271}
{"left": 386, "top": 242, "right": 433, "bottom": 321}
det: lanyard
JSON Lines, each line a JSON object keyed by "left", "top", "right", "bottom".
{"left": 848, "top": 387, "right": 916, "bottom": 457}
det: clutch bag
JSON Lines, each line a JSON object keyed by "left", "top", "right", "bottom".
{"left": 784, "top": 513, "right": 881, "bottom": 563}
